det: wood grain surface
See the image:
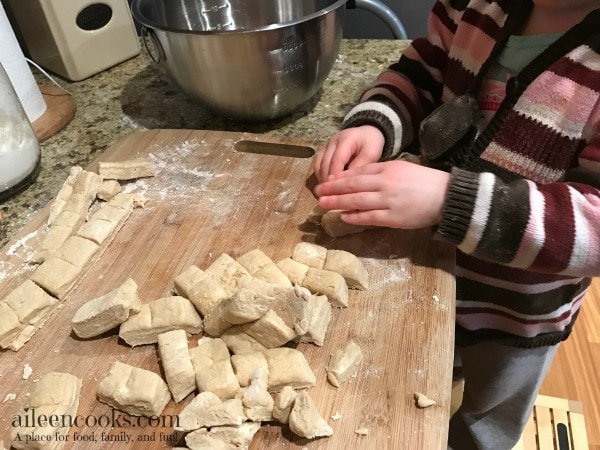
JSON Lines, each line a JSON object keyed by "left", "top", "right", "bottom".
{"left": 0, "top": 129, "right": 455, "bottom": 449}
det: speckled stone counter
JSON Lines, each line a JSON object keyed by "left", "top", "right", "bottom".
{"left": 0, "top": 39, "right": 410, "bottom": 248}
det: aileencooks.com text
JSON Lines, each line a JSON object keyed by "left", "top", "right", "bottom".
{"left": 12, "top": 407, "right": 179, "bottom": 429}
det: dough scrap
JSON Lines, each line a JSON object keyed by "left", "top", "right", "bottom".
{"left": 296, "top": 291, "right": 331, "bottom": 346}
{"left": 241, "top": 367, "right": 274, "bottom": 422}
{"left": 98, "top": 158, "right": 155, "bottom": 180}
{"left": 414, "top": 392, "right": 436, "bottom": 408}
{"left": 324, "top": 249, "right": 369, "bottom": 290}
{"left": 264, "top": 347, "right": 316, "bottom": 392}
{"left": 272, "top": 385, "right": 297, "bottom": 424}
{"left": 118, "top": 296, "right": 203, "bottom": 346}
{"left": 97, "top": 361, "right": 170, "bottom": 417}
{"left": 54, "top": 236, "right": 100, "bottom": 268}
{"left": 185, "top": 423, "right": 261, "bottom": 450}
{"left": 71, "top": 278, "right": 141, "bottom": 338}
{"left": 326, "top": 340, "right": 364, "bottom": 387}
{"left": 10, "top": 372, "right": 82, "bottom": 450}
{"left": 253, "top": 262, "right": 292, "bottom": 288}
{"left": 288, "top": 391, "right": 333, "bottom": 439}
{"left": 292, "top": 242, "right": 327, "bottom": 269}
{"left": 157, "top": 329, "right": 196, "bottom": 403}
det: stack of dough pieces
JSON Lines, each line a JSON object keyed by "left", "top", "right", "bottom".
{"left": 110, "top": 244, "right": 367, "bottom": 448}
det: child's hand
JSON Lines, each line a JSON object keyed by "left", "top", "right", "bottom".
{"left": 314, "top": 160, "right": 451, "bottom": 229}
{"left": 313, "top": 125, "right": 385, "bottom": 183}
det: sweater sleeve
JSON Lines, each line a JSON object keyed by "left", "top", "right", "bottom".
{"left": 341, "top": 0, "right": 465, "bottom": 160}
{"left": 437, "top": 155, "right": 600, "bottom": 277}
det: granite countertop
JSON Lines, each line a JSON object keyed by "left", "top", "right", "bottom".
{"left": 0, "top": 39, "right": 410, "bottom": 248}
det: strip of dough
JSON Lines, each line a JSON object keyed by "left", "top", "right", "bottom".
{"left": 98, "top": 158, "right": 155, "bottom": 180}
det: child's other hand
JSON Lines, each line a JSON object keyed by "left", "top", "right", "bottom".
{"left": 313, "top": 125, "right": 385, "bottom": 183}
{"left": 314, "top": 161, "right": 451, "bottom": 229}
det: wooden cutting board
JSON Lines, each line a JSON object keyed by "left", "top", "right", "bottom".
{"left": 0, "top": 129, "right": 455, "bottom": 450}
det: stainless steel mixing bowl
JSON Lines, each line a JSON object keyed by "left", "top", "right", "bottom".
{"left": 131, "top": 0, "right": 347, "bottom": 121}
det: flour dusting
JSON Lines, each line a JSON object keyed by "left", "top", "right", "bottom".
{"left": 121, "top": 139, "right": 225, "bottom": 203}
{"left": 363, "top": 257, "right": 411, "bottom": 290}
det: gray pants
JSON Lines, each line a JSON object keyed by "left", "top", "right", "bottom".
{"left": 448, "top": 341, "right": 559, "bottom": 450}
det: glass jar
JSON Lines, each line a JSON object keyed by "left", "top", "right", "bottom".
{"left": 0, "top": 62, "right": 41, "bottom": 201}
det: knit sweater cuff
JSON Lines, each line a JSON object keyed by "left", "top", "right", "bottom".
{"left": 436, "top": 168, "right": 480, "bottom": 245}
{"left": 342, "top": 100, "right": 406, "bottom": 160}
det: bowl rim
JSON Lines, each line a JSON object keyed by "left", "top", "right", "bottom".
{"left": 131, "top": 0, "right": 348, "bottom": 35}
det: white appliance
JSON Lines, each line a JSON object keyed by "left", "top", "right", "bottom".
{"left": 5, "top": 0, "right": 140, "bottom": 81}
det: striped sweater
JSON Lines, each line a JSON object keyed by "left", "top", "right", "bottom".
{"left": 343, "top": 0, "right": 600, "bottom": 348}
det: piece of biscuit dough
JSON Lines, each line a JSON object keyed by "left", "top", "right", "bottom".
{"left": 301, "top": 267, "right": 349, "bottom": 307}
{"left": 236, "top": 249, "right": 273, "bottom": 275}
{"left": 157, "top": 329, "right": 196, "bottom": 403}
{"left": 30, "top": 256, "right": 81, "bottom": 299}
{"left": 98, "top": 158, "right": 155, "bottom": 180}
{"left": 0, "top": 280, "right": 59, "bottom": 349}
{"left": 173, "top": 265, "right": 228, "bottom": 317}
{"left": 221, "top": 326, "right": 268, "bottom": 355}
{"left": 292, "top": 242, "right": 327, "bottom": 269}
{"left": 205, "top": 253, "right": 252, "bottom": 297}
{"left": 264, "top": 347, "right": 316, "bottom": 392}
{"left": 231, "top": 352, "right": 269, "bottom": 387}
{"left": 320, "top": 209, "right": 374, "bottom": 238}
{"left": 97, "top": 361, "right": 170, "bottom": 417}
{"left": 72, "top": 278, "right": 141, "bottom": 338}
{"left": 177, "top": 391, "right": 245, "bottom": 432}
{"left": 195, "top": 360, "right": 241, "bottom": 401}
{"left": 97, "top": 179, "right": 122, "bottom": 201}
{"left": 288, "top": 391, "right": 333, "bottom": 439}
{"left": 10, "top": 372, "right": 82, "bottom": 450}
{"left": 119, "top": 296, "right": 203, "bottom": 346}
{"left": 324, "top": 249, "right": 369, "bottom": 290}
{"left": 326, "top": 340, "right": 364, "bottom": 387}
{"left": 241, "top": 309, "right": 296, "bottom": 349}
{"left": 276, "top": 258, "right": 309, "bottom": 285}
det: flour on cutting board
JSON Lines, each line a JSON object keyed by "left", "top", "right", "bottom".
{"left": 122, "top": 139, "right": 224, "bottom": 201}
{"left": 0, "top": 231, "right": 38, "bottom": 282}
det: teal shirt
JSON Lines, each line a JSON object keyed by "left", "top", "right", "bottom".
{"left": 479, "top": 33, "right": 562, "bottom": 124}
